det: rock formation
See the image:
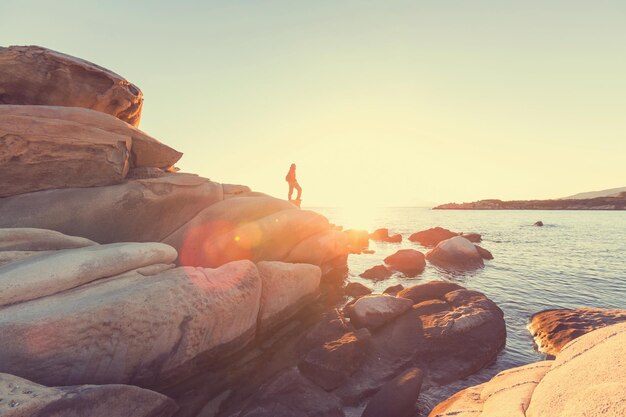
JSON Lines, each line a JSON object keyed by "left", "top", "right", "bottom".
{"left": 0, "top": 372, "right": 177, "bottom": 417}
{"left": 528, "top": 307, "right": 626, "bottom": 356}
{"left": 0, "top": 46, "right": 144, "bottom": 126}
{"left": 384, "top": 248, "right": 426, "bottom": 276}
{"left": 409, "top": 227, "right": 457, "bottom": 247}
{"left": 426, "top": 236, "right": 485, "bottom": 270}
{"left": 429, "top": 322, "right": 626, "bottom": 417}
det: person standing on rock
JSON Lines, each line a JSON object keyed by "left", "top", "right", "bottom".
{"left": 285, "top": 163, "right": 302, "bottom": 202}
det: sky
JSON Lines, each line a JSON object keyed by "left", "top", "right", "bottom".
{"left": 2, "top": 1, "right": 625, "bottom": 206}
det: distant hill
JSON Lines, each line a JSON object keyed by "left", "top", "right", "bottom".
{"left": 561, "top": 186, "right": 626, "bottom": 200}
{"left": 433, "top": 194, "right": 626, "bottom": 210}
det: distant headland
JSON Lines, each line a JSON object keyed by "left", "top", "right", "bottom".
{"left": 434, "top": 191, "right": 626, "bottom": 210}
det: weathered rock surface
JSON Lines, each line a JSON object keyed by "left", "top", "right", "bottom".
{"left": 0, "top": 111, "right": 131, "bottom": 196}
{"left": 0, "top": 46, "right": 143, "bottom": 126}
{"left": 428, "top": 361, "right": 552, "bottom": 417}
{"left": 384, "top": 249, "right": 426, "bottom": 276}
{"left": 347, "top": 295, "right": 414, "bottom": 330}
{"left": 361, "top": 367, "right": 424, "bottom": 417}
{"left": 0, "top": 260, "right": 262, "bottom": 387}
{"left": 335, "top": 286, "right": 505, "bottom": 404}
{"left": 0, "top": 372, "right": 178, "bottom": 417}
{"left": 397, "top": 281, "right": 463, "bottom": 304}
{"left": 408, "top": 227, "right": 457, "bottom": 247}
{"left": 430, "top": 322, "right": 626, "bottom": 417}
{"left": 1, "top": 105, "right": 182, "bottom": 169}
{"left": 0, "top": 242, "right": 177, "bottom": 306}
{"left": 526, "top": 322, "right": 626, "bottom": 417}
{"left": 474, "top": 245, "right": 493, "bottom": 260}
{"left": 0, "top": 174, "right": 223, "bottom": 244}
{"left": 426, "top": 236, "right": 485, "bottom": 270}
{"left": 236, "top": 368, "right": 344, "bottom": 417}
{"left": 344, "top": 282, "right": 372, "bottom": 297}
{"left": 528, "top": 307, "right": 626, "bottom": 356}
{"left": 359, "top": 264, "right": 392, "bottom": 280}
{"left": 0, "top": 228, "right": 96, "bottom": 251}
{"left": 257, "top": 261, "right": 321, "bottom": 334}
{"left": 298, "top": 329, "right": 371, "bottom": 390}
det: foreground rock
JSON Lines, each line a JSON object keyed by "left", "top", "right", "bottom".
{"left": 0, "top": 260, "right": 262, "bottom": 386}
{"left": 426, "top": 236, "right": 484, "bottom": 271}
{"left": 430, "top": 322, "right": 626, "bottom": 417}
{"left": 0, "top": 174, "right": 223, "bottom": 243}
{"left": 408, "top": 227, "right": 457, "bottom": 247}
{"left": 236, "top": 368, "right": 344, "bottom": 417}
{"left": 0, "top": 242, "right": 177, "bottom": 306}
{"left": 361, "top": 367, "right": 424, "bottom": 417}
{"left": 0, "top": 46, "right": 144, "bottom": 126}
{"left": 257, "top": 261, "right": 321, "bottom": 334}
{"left": 1, "top": 105, "right": 182, "bottom": 168}
{"left": 0, "top": 228, "right": 96, "bottom": 251}
{"left": 347, "top": 295, "right": 414, "bottom": 329}
{"left": 384, "top": 249, "right": 426, "bottom": 276}
{"left": 528, "top": 307, "right": 626, "bottom": 356}
{"left": 0, "top": 372, "right": 177, "bottom": 417}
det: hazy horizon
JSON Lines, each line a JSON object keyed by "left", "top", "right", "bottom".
{"left": 2, "top": 1, "right": 625, "bottom": 206}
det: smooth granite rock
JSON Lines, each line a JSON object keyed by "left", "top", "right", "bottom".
{"left": 359, "top": 265, "right": 393, "bottom": 280}
{"left": 0, "top": 372, "right": 178, "bottom": 417}
{"left": 1, "top": 105, "right": 181, "bottom": 169}
{"left": 344, "top": 282, "right": 372, "bottom": 297}
{"left": 0, "top": 174, "right": 223, "bottom": 244}
{"left": 0, "top": 242, "right": 177, "bottom": 306}
{"left": 257, "top": 261, "right": 321, "bottom": 334}
{"left": 0, "top": 260, "right": 262, "bottom": 387}
{"left": 426, "top": 236, "right": 484, "bottom": 270}
{"left": 408, "top": 227, "right": 457, "bottom": 247}
{"left": 347, "top": 295, "right": 414, "bottom": 330}
{"left": 0, "top": 228, "right": 96, "bottom": 251}
{"left": 397, "top": 281, "right": 463, "bottom": 304}
{"left": 384, "top": 249, "right": 426, "bottom": 276}
{"left": 528, "top": 308, "right": 626, "bottom": 356}
{"left": 0, "top": 46, "right": 143, "bottom": 126}
{"left": 361, "top": 367, "right": 424, "bottom": 417}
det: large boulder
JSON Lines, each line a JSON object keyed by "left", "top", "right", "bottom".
{"left": 257, "top": 261, "right": 321, "bottom": 334}
{"left": 164, "top": 196, "right": 345, "bottom": 269}
{"left": 0, "top": 260, "right": 262, "bottom": 387}
{"left": 528, "top": 307, "right": 626, "bottom": 356}
{"left": 426, "top": 236, "right": 484, "bottom": 270}
{"left": 298, "top": 329, "right": 371, "bottom": 390}
{"left": 335, "top": 287, "right": 505, "bottom": 404}
{"left": 408, "top": 227, "right": 457, "bottom": 247}
{"left": 0, "top": 242, "right": 177, "bottom": 307}
{"left": 526, "top": 322, "right": 626, "bottom": 417}
{"left": 384, "top": 249, "right": 426, "bottom": 276}
{"left": 361, "top": 367, "right": 424, "bottom": 417}
{"left": 236, "top": 368, "right": 344, "bottom": 417}
{"left": 0, "top": 46, "right": 143, "bottom": 126}
{"left": 0, "top": 228, "right": 96, "bottom": 251}
{"left": 397, "top": 281, "right": 463, "bottom": 304}
{"left": 0, "top": 372, "right": 177, "bottom": 417}
{"left": 347, "top": 295, "right": 414, "bottom": 330}
{"left": 0, "top": 174, "right": 223, "bottom": 244}
{"left": 0, "top": 110, "right": 131, "bottom": 196}
{"left": 1, "top": 105, "right": 181, "bottom": 169}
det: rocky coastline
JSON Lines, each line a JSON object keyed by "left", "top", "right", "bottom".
{"left": 433, "top": 194, "right": 626, "bottom": 210}
{"left": 1, "top": 46, "right": 624, "bottom": 417}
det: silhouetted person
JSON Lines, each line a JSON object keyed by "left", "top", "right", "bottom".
{"left": 285, "top": 163, "right": 302, "bottom": 201}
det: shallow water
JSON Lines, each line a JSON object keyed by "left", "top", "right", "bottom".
{"left": 313, "top": 207, "right": 626, "bottom": 415}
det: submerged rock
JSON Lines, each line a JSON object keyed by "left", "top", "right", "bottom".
{"left": 0, "top": 45, "right": 144, "bottom": 126}
{"left": 426, "top": 236, "right": 484, "bottom": 270}
{"left": 528, "top": 307, "right": 626, "bottom": 356}
{"left": 359, "top": 264, "right": 393, "bottom": 280}
{"left": 384, "top": 249, "right": 426, "bottom": 276}
{"left": 408, "top": 227, "right": 457, "bottom": 247}
{"left": 0, "top": 372, "right": 177, "bottom": 417}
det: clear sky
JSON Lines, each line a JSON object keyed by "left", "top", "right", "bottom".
{"left": 2, "top": 1, "right": 625, "bottom": 206}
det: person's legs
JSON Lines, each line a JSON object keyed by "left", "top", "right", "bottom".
{"left": 288, "top": 183, "right": 294, "bottom": 200}
{"left": 295, "top": 182, "right": 302, "bottom": 200}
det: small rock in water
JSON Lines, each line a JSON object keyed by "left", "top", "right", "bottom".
{"left": 383, "top": 284, "right": 405, "bottom": 296}
{"left": 534, "top": 220, "right": 544, "bottom": 226}
{"left": 344, "top": 282, "right": 372, "bottom": 297}
{"left": 474, "top": 245, "right": 494, "bottom": 260}
{"left": 359, "top": 265, "right": 393, "bottom": 280}
{"left": 384, "top": 249, "right": 426, "bottom": 276}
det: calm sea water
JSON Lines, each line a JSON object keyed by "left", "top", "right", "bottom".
{"left": 312, "top": 207, "right": 626, "bottom": 415}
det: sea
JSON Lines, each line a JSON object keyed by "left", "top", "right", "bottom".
{"left": 313, "top": 207, "right": 626, "bottom": 415}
